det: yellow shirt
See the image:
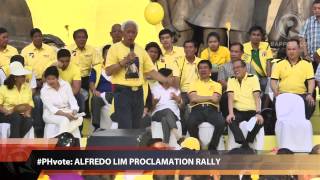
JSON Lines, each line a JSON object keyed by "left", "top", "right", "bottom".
{"left": 21, "top": 43, "right": 56, "bottom": 79}
{"left": 67, "top": 44, "right": 102, "bottom": 77}
{"left": 58, "top": 63, "right": 81, "bottom": 85}
{"left": 242, "top": 41, "right": 273, "bottom": 77}
{"left": 227, "top": 73, "right": 260, "bottom": 111}
{"left": 175, "top": 56, "right": 201, "bottom": 92}
{"left": 271, "top": 59, "right": 314, "bottom": 94}
{"left": 200, "top": 46, "right": 230, "bottom": 65}
{"left": 161, "top": 46, "right": 185, "bottom": 63}
{"left": 188, "top": 79, "right": 222, "bottom": 107}
{"left": 0, "top": 45, "right": 18, "bottom": 68}
{"left": 0, "top": 83, "right": 34, "bottom": 110}
{"left": 152, "top": 58, "right": 180, "bottom": 78}
{"left": 105, "top": 42, "right": 155, "bottom": 87}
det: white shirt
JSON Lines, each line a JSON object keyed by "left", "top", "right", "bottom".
{"left": 0, "top": 68, "right": 37, "bottom": 89}
{"left": 41, "top": 79, "right": 79, "bottom": 114}
{"left": 150, "top": 82, "right": 180, "bottom": 119}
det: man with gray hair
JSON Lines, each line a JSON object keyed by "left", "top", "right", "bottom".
{"left": 106, "top": 20, "right": 174, "bottom": 129}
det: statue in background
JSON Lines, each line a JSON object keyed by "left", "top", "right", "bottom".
{"left": 157, "top": 0, "right": 312, "bottom": 49}
{"left": 187, "top": 0, "right": 254, "bottom": 46}
{"left": 0, "top": 0, "right": 33, "bottom": 50}
{"left": 268, "top": 0, "right": 313, "bottom": 48}
{"left": 157, "top": 0, "right": 254, "bottom": 47}
{"left": 156, "top": 0, "right": 205, "bottom": 45}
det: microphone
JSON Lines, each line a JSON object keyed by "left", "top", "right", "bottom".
{"left": 128, "top": 44, "right": 137, "bottom": 65}
{"left": 129, "top": 44, "right": 135, "bottom": 52}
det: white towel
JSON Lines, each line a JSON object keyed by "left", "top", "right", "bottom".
{"left": 275, "top": 93, "right": 313, "bottom": 152}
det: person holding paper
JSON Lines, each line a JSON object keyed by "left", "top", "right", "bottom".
{"left": 41, "top": 66, "right": 83, "bottom": 138}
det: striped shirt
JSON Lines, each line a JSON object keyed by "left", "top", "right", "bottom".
{"left": 315, "top": 64, "right": 320, "bottom": 82}
{"left": 217, "top": 61, "right": 256, "bottom": 82}
{"left": 299, "top": 16, "right": 320, "bottom": 59}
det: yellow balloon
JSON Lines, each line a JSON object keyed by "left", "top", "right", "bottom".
{"left": 144, "top": 2, "right": 164, "bottom": 25}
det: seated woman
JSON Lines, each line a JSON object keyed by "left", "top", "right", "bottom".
{"left": 41, "top": 66, "right": 83, "bottom": 138}
{"left": 200, "top": 32, "right": 231, "bottom": 81}
{"left": 0, "top": 61, "right": 34, "bottom": 138}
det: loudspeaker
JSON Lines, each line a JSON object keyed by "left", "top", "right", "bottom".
{"left": 86, "top": 129, "right": 150, "bottom": 147}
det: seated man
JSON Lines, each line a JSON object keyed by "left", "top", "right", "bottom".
{"left": 218, "top": 42, "right": 256, "bottom": 117}
{"left": 150, "top": 68, "right": 183, "bottom": 144}
{"left": 187, "top": 60, "right": 225, "bottom": 150}
{"left": 218, "top": 42, "right": 256, "bottom": 90}
{"left": 56, "top": 49, "right": 84, "bottom": 113}
{"left": 89, "top": 45, "right": 113, "bottom": 130}
{"left": 174, "top": 40, "right": 201, "bottom": 135}
{"left": 271, "top": 39, "right": 315, "bottom": 119}
{"left": 226, "top": 60, "right": 264, "bottom": 147}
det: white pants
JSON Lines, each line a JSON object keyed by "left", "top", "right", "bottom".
{"left": 43, "top": 110, "right": 83, "bottom": 137}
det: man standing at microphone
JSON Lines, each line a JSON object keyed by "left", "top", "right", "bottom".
{"left": 106, "top": 20, "right": 174, "bottom": 129}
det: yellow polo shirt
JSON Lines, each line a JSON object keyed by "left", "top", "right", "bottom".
{"left": 152, "top": 58, "right": 179, "bottom": 78}
{"left": 105, "top": 42, "right": 155, "bottom": 87}
{"left": 242, "top": 42, "right": 273, "bottom": 77}
{"left": 154, "top": 59, "right": 167, "bottom": 70}
{"left": 271, "top": 59, "right": 314, "bottom": 94}
{"left": 67, "top": 44, "right": 103, "bottom": 77}
{"left": 0, "top": 83, "right": 34, "bottom": 110}
{"left": 175, "top": 56, "right": 201, "bottom": 92}
{"left": 200, "top": 46, "right": 230, "bottom": 65}
{"left": 161, "top": 46, "right": 185, "bottom": 63}
{"left": 58, "top": 63, "right": 81, "bottom": 85}
{"left": 21, "top": 43, "right": 56, "bottom": 79}
{"left": 188, "top": 79, "right": 222, "bottom": 107}
{"left": 227, "top": 74, "right": 260, "bottom": 111}
{"left": 0, "top": 45, "right": 18, "bottom": 68}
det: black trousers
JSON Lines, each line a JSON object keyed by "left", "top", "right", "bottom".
{"left": 228, "top": 109, "right": 263, "bottom": 145}
{"left": 300, "top": 94, "right": 315, "bottom": 120}
{"left": 32, "top": 92, "right": 44, "bottom": 138}
{"left": 81, "top": 76, "right": 90, "bottom": 116}
{"left": 91, "top": 93, "right": 113, "bottom": 129}
{"left": 113, "top": 85, "right": 144, "bottom": 129}
{"left": 180, "top": 92, "right": 190, "bottom": 135}
{"left": 91, "top": 95, "right": 106, "bottom": 129}
{"left": 187, "top": 105, "right": 225, "bottom": 149}
{"left": 0, "top": 112, "right": 33, "bottom": 138}
{"left": 219, "top": 92, "right": 229, "bottom": 118}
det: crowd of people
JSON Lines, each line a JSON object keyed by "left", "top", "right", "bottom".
{"left": 2, "top": 0, "right": 320, "bottom": 154}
